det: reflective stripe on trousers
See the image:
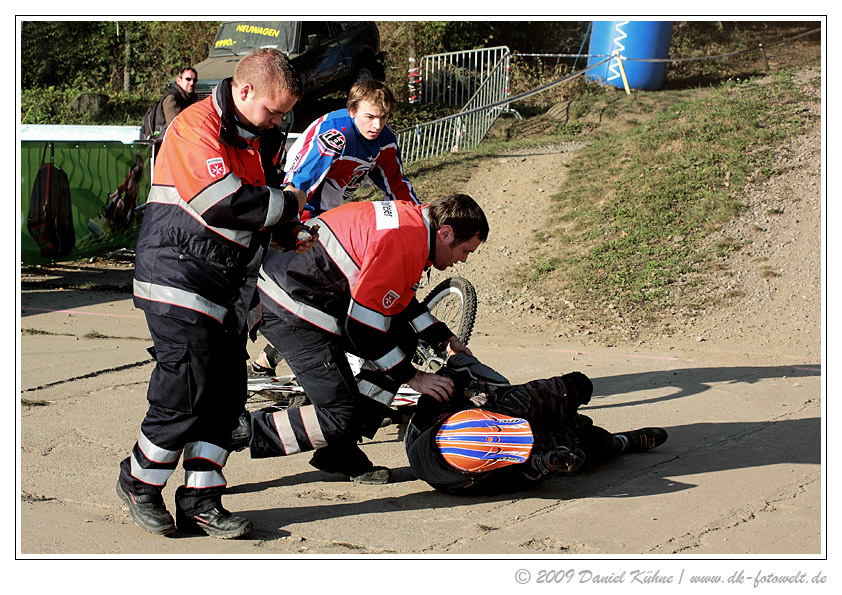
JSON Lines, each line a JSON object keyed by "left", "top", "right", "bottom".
{"left": 271, "top": 404, "right": 328, "bottom": 455}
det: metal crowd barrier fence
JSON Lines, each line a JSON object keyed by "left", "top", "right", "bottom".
{"left": 398, "top": 54, "right": 519, "bottom": 162}
{"left": 396, "top": 57, "right": 611, "bottom": 165}
{"left": 418, "top": 46, "right": 512, "bottom": 107}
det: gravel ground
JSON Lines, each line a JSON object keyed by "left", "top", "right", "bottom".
{"left": 17, "top": 63, "right": 823, "bottom": 568}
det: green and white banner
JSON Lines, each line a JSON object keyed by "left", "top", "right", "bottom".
{"left": 20, "top": 127, "right": 152, "bottom": 265}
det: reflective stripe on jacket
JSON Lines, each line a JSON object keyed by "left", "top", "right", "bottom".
{"left": 258, "top": 200, "right": 452, "bottom": 384}
{"left": 133, "top": 79, "right": 299, "bottom": 329}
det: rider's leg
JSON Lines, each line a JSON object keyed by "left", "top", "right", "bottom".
{"left": 250, "top": 343, "right": 282, "bottom": 375}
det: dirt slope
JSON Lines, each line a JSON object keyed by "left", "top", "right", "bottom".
{"left": 424, "top": 67, "right": 822, "bottom": 363}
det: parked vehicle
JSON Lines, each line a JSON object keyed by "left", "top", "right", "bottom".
{"left": 192, "top": 21, "right": 385, "bottom": 102}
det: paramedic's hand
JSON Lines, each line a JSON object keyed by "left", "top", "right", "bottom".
{"left": 444, "top": 335, "right": 472, "bottom": 357}
{"left": 407, "top": 370, "right": 454, "bottom": 402}
{"left": 285, "top": 185, "right": 307, "bottom": 213}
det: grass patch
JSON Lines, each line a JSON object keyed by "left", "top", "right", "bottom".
{"left": 82, "top": 330, "right": 109, "bottom": 339}
{"left": 356, "top": 66, "right": 817, "bottom": 329}
{"left": 545, "top": 69, "right": 815, "bottom": 322}
{"left": 22, "top": 328, "right": 73, "bottom": 337}
{"left": 21, "top": 491, "right": 54, "bottom": 502}
{"left": 758, "top": 267, "right": 782, "bottom": 279}
{"left": 22, "top": 327, "right": 147, "bottom": 341}
{"left": 526, "top": 256, "right": 563, "bottom": 284}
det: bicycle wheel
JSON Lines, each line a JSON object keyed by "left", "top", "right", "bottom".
{"left": 421, "top": 276, "right": 477, "bottom": 347}
{"left": 246, "top": 374, "right": 311, "bottom": 412}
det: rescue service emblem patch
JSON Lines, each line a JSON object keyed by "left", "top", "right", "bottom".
{"left": 382, "top": 290, "right": 400, "bottom": 309}
{"left": 206, "top": 157, "right": 226, "bottom": 177}
{"left": 317, "top": 129, "right": 346, "bottom": 155}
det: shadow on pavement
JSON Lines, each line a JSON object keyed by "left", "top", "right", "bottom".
{"left": 21, "top": 262, "right": 135, "bottom": 317}
{"left": 229, "top": 413, "right": 820, "bottom": 531}
{"left": 588, "top": 364, "right": 821, "bottom": 410}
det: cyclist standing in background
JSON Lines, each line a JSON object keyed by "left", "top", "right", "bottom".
{"left": 286, "top": 79, "right": 417, "bottom": 217}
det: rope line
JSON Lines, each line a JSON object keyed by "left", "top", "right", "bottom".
{"left": 515, "top": 26, "right": 821, "bottom": 64}
{"left": 396, "top": 57, "right": 611, "bottom": 133}
{"left": 395, "top": 25, "right": 819, "bottom": 146}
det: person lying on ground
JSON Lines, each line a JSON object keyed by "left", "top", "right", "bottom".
{"left": 403, "top": 354, "right": 668, "bottom": 494}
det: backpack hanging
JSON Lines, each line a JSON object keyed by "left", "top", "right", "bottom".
{"left": 140, "top": 95, "right": 168, "bottom": 141}
{"left": 27, "top": 143, "right": 75, "bottom": 259}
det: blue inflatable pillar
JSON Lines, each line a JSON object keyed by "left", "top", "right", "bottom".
{"left": 586, "top": 21, "right": 673, "bottom": 91}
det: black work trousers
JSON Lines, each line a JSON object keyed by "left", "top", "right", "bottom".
{"left": 119, "top": 313, "right": 248, "bottom": 515}
{"left": 249, "top": 310, "right": 395, "bottom": 459}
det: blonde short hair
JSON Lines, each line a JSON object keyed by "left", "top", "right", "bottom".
{"left": 233, "top": 49, "right": 302, "bottom": 99}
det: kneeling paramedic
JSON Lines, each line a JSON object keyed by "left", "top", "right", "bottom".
{"left": 232, "top": 193, "right": 489, "bottom": 484}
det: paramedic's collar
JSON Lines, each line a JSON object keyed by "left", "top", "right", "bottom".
{"left": 212, "top": 78, "right": 263, "bottom": 149}
{"left": 423, "top": 207, "right": 435, "bottom": 269}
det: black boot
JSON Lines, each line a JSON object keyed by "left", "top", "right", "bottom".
{"left": 614, "top": 428, "right": 668, "bottom": 453}
{"left": 249, "top": 361, "right": 276, "bottom": 376}
{"left": 229, "top": 409, "right": 252, "bottom": 452}
{"left": 174, "top": 486, "right": 252, "bottom": 539}
{"left": 310, "top": 442, "right": 391, "bottom": 484}
{"left": 116, "top": 480, "right": 176, "bottom": 536}
{"left": 176, "top": 506, "right": 253, "bottom": 539}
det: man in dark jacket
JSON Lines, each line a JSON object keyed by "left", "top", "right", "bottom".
{"left": 117, "top": 49, "right": 310, "bottom": 540}
{"left": 404, "top": 354, "right": 669, "bottom": 494}
{"left": 161, "top": 67, "right": 199, "bottom": 131}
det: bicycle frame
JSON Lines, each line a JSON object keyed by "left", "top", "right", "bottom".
{"left": 246, "top": 342, "right": 447, "bottom": 409}
{"left": 246, "top": 276, "right": 474, "bottom": 412}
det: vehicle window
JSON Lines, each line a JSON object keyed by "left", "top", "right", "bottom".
{"left": 299, "top": 22, "right": 332, "bottom": 52}
{"left": 334, "top": 22, "right": 362, "bottom": 32}
{"left": 210, "top": 21, "right": 296, "bottom": 56}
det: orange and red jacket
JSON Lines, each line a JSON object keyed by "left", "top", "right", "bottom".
{"left": 133, "top": 79, "right": 300, "bottom": 330}
{"left": 258, "top": 199, "right": 454, "bottom": 384}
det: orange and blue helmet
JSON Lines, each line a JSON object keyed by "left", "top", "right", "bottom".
{"left": 435, "top": 409, "right": 534, "bottom": 473}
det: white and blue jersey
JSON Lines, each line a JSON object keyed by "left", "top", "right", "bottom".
{"left": 283, "top": 109, "right": 419, "bottom": 216}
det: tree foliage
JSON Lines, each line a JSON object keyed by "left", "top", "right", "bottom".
{"left": 21, "top": 20, "right": 219, "bottom": 94}
{"left": 21, "top": 20, "right": 590, "bottom": 123}
{"left": 21, "top": 20, "right": 817, "bottom": 125}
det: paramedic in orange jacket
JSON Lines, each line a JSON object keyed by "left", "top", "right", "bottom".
{"left": 117, "top": 49, "right": 310, "bottom": 539}
{"left": 242, "top": 193, "right": 488, "bottom": 484}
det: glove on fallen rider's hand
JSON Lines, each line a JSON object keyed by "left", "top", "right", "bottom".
{"left": 272, "top": 220, "right": 310, "bottom": 252}
{"left": 486, "top": 385, "right": 531, "bottom": 417}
